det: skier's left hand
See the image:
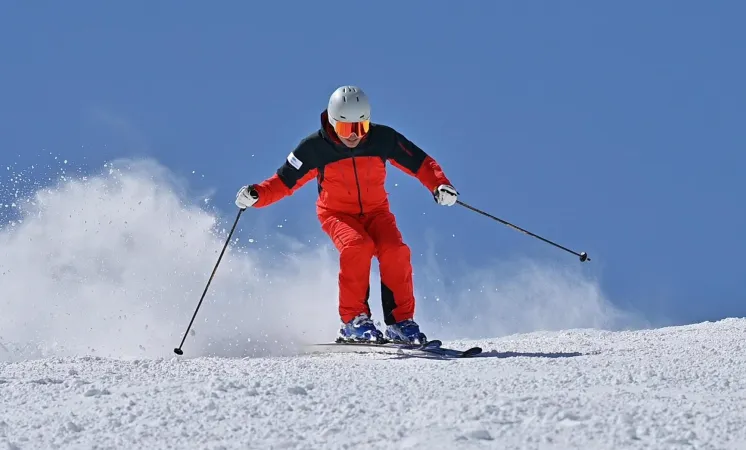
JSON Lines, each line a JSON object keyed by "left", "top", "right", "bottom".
{"left": 434, "top": 184, "right": 458, "bottom": 206}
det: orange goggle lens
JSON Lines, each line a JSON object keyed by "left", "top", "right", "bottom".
{"left": 334, "top": 120, "right": 370, "bottom": 139}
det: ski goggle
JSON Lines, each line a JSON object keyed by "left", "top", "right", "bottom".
{"left": 334, "top": 120, "right": 370, "bottom": 139}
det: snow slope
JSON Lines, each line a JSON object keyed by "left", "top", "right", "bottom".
{"left": 2, "top": 318, "right": 745, "bottom": 450}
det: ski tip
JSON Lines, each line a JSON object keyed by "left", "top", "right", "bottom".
{"left": 462, "top": 347, "right": 482, "bottom": 357}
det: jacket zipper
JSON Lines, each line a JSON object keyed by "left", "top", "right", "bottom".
{"left": 351, "top": 155, "right": 365, "bottom": 217}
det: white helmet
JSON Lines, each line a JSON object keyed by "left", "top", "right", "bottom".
{"left": 327, "top": 86, "right": 371, "bottom": 128}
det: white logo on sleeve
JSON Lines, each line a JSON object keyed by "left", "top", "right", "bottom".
{"left": 287, "top": 152, "right": 303, "bottom": 170}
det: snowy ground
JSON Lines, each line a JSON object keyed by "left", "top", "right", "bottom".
{"left": 2, "top": 318, "right": 745, "bottom": 450}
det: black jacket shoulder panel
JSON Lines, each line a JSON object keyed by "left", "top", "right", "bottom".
{"left": 375, "top": 124, "right": 429, "bottom": 173}
{"left": 367, "top": 124, "right": 397, "bottom": 158}
{"left": 276, "top": 131, "right": 322, "bottom": 189}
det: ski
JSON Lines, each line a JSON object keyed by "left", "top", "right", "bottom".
{"left": 314, "top": 338, "right": 482, "bottom": 358}
{"left": 418, "top": 344, "right": 482, "bottom": 358}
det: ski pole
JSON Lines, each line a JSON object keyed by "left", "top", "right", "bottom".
{"left": 173, "top": 207, "right": 245, "bottom": 355}
{"left": 456, "top": 200, "right": 590, "bottom": 262}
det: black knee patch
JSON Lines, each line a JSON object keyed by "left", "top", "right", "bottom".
{"left": 380, "top": 282, "right": 397, "bottom": 325}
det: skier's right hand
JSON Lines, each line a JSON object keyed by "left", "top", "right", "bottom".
{"left": 235, "top": 185, "right": 259, "bottom": 209}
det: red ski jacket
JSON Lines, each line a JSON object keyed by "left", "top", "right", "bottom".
{"left": 251, "top": 110, "right": 452, "bottom": 216}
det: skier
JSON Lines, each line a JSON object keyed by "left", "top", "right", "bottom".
{"left": 235, "top": 86, "right": 458, "bottom": 345}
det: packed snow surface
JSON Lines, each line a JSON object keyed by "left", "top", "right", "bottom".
{"left": 2, "top": 318, "right": 745, "bottom": 449}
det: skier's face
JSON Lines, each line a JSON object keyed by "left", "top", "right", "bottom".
{"left": 339, "top": 133, "right": 361, "bottom": 148}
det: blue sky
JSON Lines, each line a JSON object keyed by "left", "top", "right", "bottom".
{"left": 1, "top": 2, "right": 744, "bottom": 328}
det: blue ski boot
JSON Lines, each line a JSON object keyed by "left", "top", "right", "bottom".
{"left": 337, "top": 313, "right": 384, "bottom": 343}
{"left": 385, "top": 319, "right": 427, "bottom": 345}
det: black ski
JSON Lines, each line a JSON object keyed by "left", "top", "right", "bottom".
{"left": 316, "top": 338, "right": 482, "bottom": 358}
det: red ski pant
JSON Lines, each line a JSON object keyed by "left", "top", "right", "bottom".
{"left": 319, "top": 208, "right": 415, "bottom": 325}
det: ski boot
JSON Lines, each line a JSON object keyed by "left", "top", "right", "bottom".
{"left": 385, "top": 319, "right": 427, "bottom": 345}
{"left": 336, "top": 313, "right": 384, "bottom": 343}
